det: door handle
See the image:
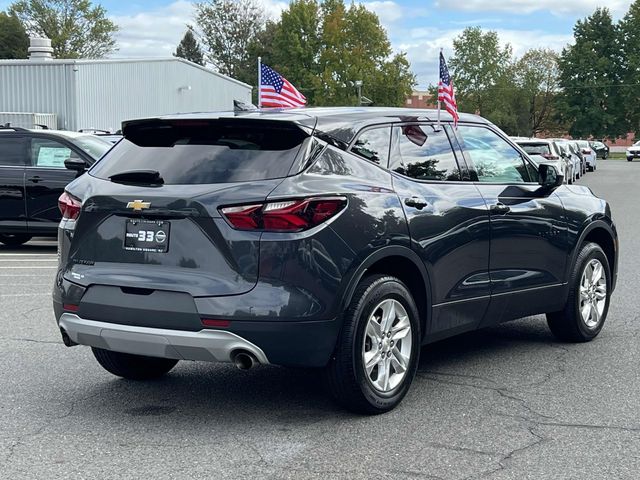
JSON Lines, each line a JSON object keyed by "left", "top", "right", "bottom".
{"left": 491, "top": 202, "right": 511, "bottom": 214}
{"left": 404, "top": 196, "right": 429, "bottom": 210}
{"left": 27, "top": 176, "right": 42, "bottom": 183}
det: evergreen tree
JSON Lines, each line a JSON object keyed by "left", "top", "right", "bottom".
{"left": 557, "top": 8, "right": 626, "bottom": 138}
{"left": 0, "top": 12, "right": 29, "bottom": 59}
{"left": 174, "top": 29, "right": 204, "bottom": 66}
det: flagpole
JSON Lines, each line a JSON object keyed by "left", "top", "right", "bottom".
{"left": 437, "top": 48, "right": 442, "bottom": 130}
{"left": 257, "top": 56, "right": 262, "bottom": 108}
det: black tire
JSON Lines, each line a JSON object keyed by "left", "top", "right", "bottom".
{"left": 628, "top": 158, "right": 633, "bottom": 162}
{"left": 0, "top": 234, "right": 32, "bottom": 246}
{"left": 547, "top": 242, "right": 611, "bottom": 342}
{"left": 325, "top": 275, "right": 421, "bottom": 414}
{"left": 92, "top": 347, "right": 178, "bottom": 380}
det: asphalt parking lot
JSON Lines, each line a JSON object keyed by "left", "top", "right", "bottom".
{"left": 1, "top": 161, "right": 639, "bottom": 479}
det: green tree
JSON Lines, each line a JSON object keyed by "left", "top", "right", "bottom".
{"left": 449, "top": 27, "right": 513, "bottom": 117}
{"left": 0, "top": 12, "right": 29, "bottom": 59}
{"left": 174, "top": 29, "right": 204, "bottom": 66}
{"left": 514, "top": 49, "right": 561, "bottom": 136}
{"left": 246, "top": 0, "right": 414, "bottom": 106}
{"left": 557, "top": 8, "right": 626, "bottom": 138}
{"left": 194, "top": 0, "right": 265, "bottom": 78}
{"left": 619, "top": 0, "right": 640, "bottom": 135}
{"left": 9, "top": 0, "right": 118, "bottom": 58}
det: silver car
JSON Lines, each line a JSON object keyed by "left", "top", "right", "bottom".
{"left": 514, "top": 138, "right": 570, "bottom": 184}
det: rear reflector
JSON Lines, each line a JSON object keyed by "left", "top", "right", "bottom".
{"left": 63, "top": 304, "right": 79, "bottom": 312}
{"left": 220, "top": 197, "right": 347, "bottom": 232}
{"left": 201, "top": 319, "right": 231, "bottom": 328}
{"left": 58, "top": 192, "right": 82, "bottom": 220}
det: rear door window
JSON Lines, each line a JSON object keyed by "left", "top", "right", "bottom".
{"left": 30, "top": 138, "right": 72, "bottom": 168}
{"left": 390, "top": 124, "right": 461, "bottom": 181}
{"left": 90, "top": 120, "right": 310, "bottom": 184}
{"left": 0, "top": 137, "right": 28, "bottom": 166}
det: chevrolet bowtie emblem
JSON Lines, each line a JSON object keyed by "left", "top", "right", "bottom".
{"left": 126, "top": 199, "right": 151, "bottom": 211}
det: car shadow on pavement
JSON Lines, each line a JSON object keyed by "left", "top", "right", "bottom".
{"left": 54, "top": 317, "right": 559, "bottom": 426}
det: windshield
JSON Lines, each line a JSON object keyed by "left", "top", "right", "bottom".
{"left": 70, "top": 135, "right": 112, "bottom": 161}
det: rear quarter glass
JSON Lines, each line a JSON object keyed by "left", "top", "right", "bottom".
{"left": 89, "top": 119, "right": 310, "bottom": 184}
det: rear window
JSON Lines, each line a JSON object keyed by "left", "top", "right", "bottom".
{"left": 90, "top": 120, "right": 309, "bottom": 184}
{"left": 518, "top": 143, "right": 551, "bottom": 156}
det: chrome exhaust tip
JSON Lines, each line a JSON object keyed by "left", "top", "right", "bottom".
{"left": 233, "top": 351, "right": 257, "bottom": 370}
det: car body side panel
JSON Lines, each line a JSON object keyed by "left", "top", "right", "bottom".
{"left": 0, "top": 166, "right": 27, "bottom": 233}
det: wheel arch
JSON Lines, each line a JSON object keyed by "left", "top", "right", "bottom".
{"left": 571, "top": 220, "right": 618, "bottom": 291}
{"left": 340, "top": 246, "right": 432, "bottom": 339}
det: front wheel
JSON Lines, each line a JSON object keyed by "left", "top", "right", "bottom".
{"left": 92, "top": 348, "right": 179, "bottom": 380}
{"left": 547, "top": 242, "right": 611, "bottom": 342}
{"left": 0, "top": 234, "right": 32, "bottom": 246}
{"left": 325, "top": 275, "right": 421, "bottom": 414}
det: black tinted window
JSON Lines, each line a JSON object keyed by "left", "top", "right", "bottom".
{"left": 391, "top": 125, "right": 461, "bottom": 181}
{"left": 0, "top": 137, "right": 27, "bottom": 166}
{"left": 350, "top": 127, "right": 391, "bottom": 165}
{"left": 458, "top": 126, "right": 531, "bottom": 183}
{"left": 90, "top": 120, "right": 309, "bottom": 184}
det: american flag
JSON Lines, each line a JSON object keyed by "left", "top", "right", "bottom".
{"left": 259, "top": 63, "right": 307, "bottom": 108}
{"left": 438, "top": 52, "right": 459, "bottom": 126}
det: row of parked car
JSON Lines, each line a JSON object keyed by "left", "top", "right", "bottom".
{"left": 511, "top": 137, "right": 608, "bottom": 184}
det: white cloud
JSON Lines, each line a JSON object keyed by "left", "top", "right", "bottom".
{"left": 434, "top": 0, "right": 631, "bottom": 17}
{"left": 110, "top": 0, "right": 287, "bottom": 59}
{"left": 110, "top": 1, "right": 194, "bottom": 58}
{"left": 363, "top": 1, "right": 405, "bottom": 23}
{"left": 400, "top": 28, "right": 573, "bottom": 88}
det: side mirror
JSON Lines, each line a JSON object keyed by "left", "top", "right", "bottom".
{"left": 64, "top": 155, "right": 87, "bottom": 172}
{"left": 538, "top": 163, "right": 563, "bottom": 189}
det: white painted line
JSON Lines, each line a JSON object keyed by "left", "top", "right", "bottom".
{"left": 0, "top": 293, "right": 50, "bottom": 297}
{"left": 0, "top": 274, "right": 54, "bottom": 277}
{"left": 0, "top": 266, "right": 57, "bottom": 269}
{"left": 1, "top": 260, "right": 58, "bottom": 262}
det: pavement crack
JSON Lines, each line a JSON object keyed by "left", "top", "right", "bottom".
{"left": 3, "top": 337, "right": 60, "bottom": 345}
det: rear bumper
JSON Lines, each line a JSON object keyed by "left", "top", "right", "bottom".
{"left": 59, "top": 313, "right": 270, "bottom": 364}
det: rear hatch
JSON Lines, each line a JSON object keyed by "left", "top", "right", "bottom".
{"left": 63, "top": 117, "right": 315, "bottom": 297}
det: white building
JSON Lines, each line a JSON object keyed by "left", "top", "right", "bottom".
{"left": 0, "top": 38, "right": 252, "bottom": 132}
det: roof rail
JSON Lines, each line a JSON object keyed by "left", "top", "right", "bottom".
{"left": 0, "top": 123, "right": 29, "bottom": 132}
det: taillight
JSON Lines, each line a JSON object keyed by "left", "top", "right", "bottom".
{"left": 58, "top": 192, "right": 82, "bottom": 220}
{"left": 220, "top": 197, "right": 347, "bottom": 232}
{"left": 581, "top": 148, "right": 592, "bottom": 154}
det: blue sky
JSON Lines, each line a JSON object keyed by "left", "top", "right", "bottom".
{"left": 1, "top": 0, "right": 633, "bottom": 87}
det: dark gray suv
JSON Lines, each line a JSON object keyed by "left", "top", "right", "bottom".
{"left": 53, "top": 108, "right": 618, "bottom": 413}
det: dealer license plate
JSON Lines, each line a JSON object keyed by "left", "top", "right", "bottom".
{"left": 124, "top": 219, "right": 170, "bottom": 253}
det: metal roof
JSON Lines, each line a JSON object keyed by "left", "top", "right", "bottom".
{"left": 0, "top": 57, "right": 251, "bottom": 89}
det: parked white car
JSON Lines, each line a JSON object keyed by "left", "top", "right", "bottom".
{"left": 513, "top": 138, "right": 569, "bottom": 183}
{"left": 576, "top": 140, "right": 596, "bottom": 171}
{"left": 626, "top": 141, "right": 640, "bottom": 161}
{"left": 554, "top": 140, "right": 580, "bottom": 183}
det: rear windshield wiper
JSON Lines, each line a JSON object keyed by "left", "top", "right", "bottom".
{"left": 109, "top": 170, "right": 164, "bottom": 185}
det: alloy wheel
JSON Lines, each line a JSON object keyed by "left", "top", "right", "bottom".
{"left": 362, "top": 299, "right": 412, "bottom": 392}
{"left": 579, "top": 259, "right": 607, "bottom": 328}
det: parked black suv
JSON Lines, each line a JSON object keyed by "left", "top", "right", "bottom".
{"left": 0, "top": 127, "right": 111, "bottom": 246}
{"left": 53, "top": 108, "right": 618, "bottom": 413}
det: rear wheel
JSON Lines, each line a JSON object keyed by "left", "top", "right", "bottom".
{"left": 0, "top": 234, "right": 32, "bottom": 246}
{"left": 92, "top": 348, "right": 179, "bottom": 380}
{"left": 325, "top": 275, "right": 421, "bottom": 414}
{"left": 547, "top": 242, "right": 610, "bottom": 342}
